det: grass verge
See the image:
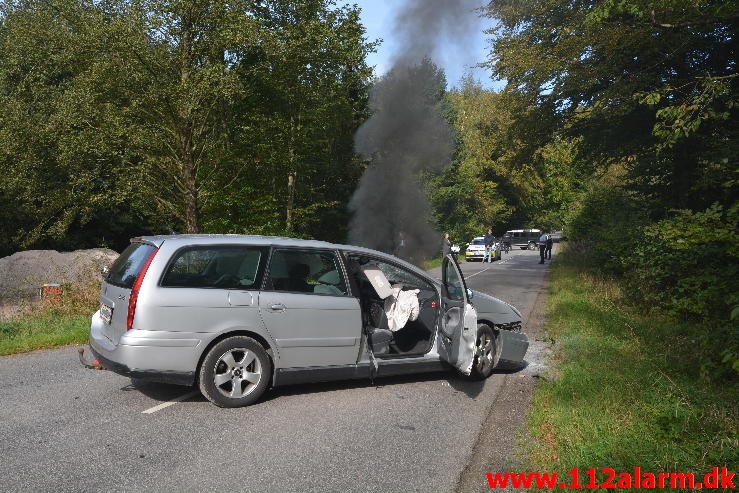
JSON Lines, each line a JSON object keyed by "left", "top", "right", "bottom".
{"left": 528, "top": 252, "right": 738, "bottom": 486}
{"left": 0, "top": 283, "right": 98, "bottom": 356}
{"left": 0, "top": 312, "right": 90, "bottom": 355}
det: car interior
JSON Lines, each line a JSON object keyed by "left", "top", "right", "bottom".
{"left": 266, "top": 249, "right": 348, "bottom": 295}
{"left": 161, "top": 247, "right": 263, "bottom": 289}
{"left": 344, "top": 253, "right": 439, "bottom": 358}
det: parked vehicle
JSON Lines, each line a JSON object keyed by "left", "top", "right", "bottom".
{"left": 85, "top": 235, "right": 528, "bottom": 407}
{"left": 464, "top": 236, "right": 501, "bottom": 262}
{"left": 505, "top": 229, "right": 542, "bottom": 250}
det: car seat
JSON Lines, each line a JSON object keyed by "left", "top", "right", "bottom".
{"left": 313, "top": 270, "right": 344, "bottom": 295}
{"left": 284, "top": 263, "right": 311, "bottom": 292}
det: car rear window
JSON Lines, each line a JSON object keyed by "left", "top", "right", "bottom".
{"left": 106, "top": 242, "right": 157, "bottom": 289}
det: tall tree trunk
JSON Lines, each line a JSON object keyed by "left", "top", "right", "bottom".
{"left": 179, "top": 17, "right": 200, "bottom": 233}
{"left": 286, "top": 171, "right": 295, "bottom": 232}
{"left": 181, "top": 124, "right": 200, "bottom": 233}
{"left": 285, "top": 116, "right": 297, "bottom": 233}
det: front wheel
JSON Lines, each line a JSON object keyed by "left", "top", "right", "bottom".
{"left": 528, "top": 242, "right": 537, "bottom": 250}
{"left": 470, "top": 324, "right": 497, "bottom": 380}
{"left": 198, "top": 336, "right": 272, "bottom": 408}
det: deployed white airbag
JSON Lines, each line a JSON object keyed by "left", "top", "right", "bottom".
{"left": 384, "top": 287, "right": 420, "bottom": 332}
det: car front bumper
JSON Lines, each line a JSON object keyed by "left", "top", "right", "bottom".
{"left": 465, "top": 250, "right": 486, "bottom": 260}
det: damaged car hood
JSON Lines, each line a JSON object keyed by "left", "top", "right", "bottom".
{"left": 470, "top": 290, "right": 522, "bottom": 325}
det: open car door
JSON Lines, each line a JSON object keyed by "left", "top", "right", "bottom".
{"left": 438, "top": 255, "right": 477, "bottom": 375}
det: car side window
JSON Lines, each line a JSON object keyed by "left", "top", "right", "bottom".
{"left": 161, "top": 246, "right": 266, "bottom": 289}
{"left": 346, "top": 254, "right": 433, "bottom": 292}
{"left": 265, "top": 249, "right": 347, "bottom": 295}
{"left": 444, "top": 260, "right": 465, "bottom": 301}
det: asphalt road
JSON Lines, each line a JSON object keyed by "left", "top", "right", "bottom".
{"left": 0, "top": 246, "right": 552, "bottom": 493}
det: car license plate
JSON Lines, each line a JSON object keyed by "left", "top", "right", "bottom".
{"left": 100, "top": 303, "right": 113, "bottom": 324}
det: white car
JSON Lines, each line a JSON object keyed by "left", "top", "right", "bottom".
{"left": 465, "top": 236, "right": 500, "bottom": 262}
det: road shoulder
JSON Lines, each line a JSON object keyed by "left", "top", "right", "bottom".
{"left": 455, "top": 269, "right": 552, "bottom": 493}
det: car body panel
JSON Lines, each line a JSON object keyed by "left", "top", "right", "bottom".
{"left": 259, "top": 290, "right": 362, "bottom": 367}
{"left": 471, "top": 290, "right": 522, "bottom": 325}
{"left": 497, "top": 331, "right": 529, "bottom": 367}
{"left": 437, "top": 256, "right": 477, "bottom": 375}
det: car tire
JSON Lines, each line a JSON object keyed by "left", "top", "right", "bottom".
{"left": 198, "top": 336, "right": 272, "bottom": 408}
{"left": 528, "top": 242, "right": 537, "bottom": 250}
{"left": 470, "top": 324, "right": 497, "bottom": 380}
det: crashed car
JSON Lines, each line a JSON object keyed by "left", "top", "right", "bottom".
{"left": 85, "top": 235, "right": 528, "bottom": 407}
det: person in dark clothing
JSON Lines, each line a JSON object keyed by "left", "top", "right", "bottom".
{"left": 538, "top": 232, "right": 549, "bottom": 264}
{"left": 545, "top": 234, "right": 553, "bottom": 260}
{"left": 501, "top": 232, "right": 512, "bottom": 253}
{"left": 441, "top": 233, "right": 451, "bottom": 258}
{"left": 483, "top": 228, "right": 495, "bottom": 263}
{"left": 394, "top": 231, "right": 409, "bottom": 261}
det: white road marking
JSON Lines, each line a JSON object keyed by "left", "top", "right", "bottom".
{"left": 142, "top": 391, "right": 199, "bottom": 414}
{"left": 464, "top": 265, "right": 493, "bottom": 279}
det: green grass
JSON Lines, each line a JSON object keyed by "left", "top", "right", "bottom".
{"left": 0, "top": 311, "right": 90, "bottom": 355}
{"left": 0, "top": 284, "right": 98, "bottom": 355}
{"left": 423, "top": 256, "right": 444, "bottom": 270}
{"left": 528, "top": 252, "right": 738, "bottom": 487}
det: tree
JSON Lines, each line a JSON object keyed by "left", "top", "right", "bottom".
{"left": 0, "top": 0, "right": 375, "bottom": 253}
{"left": 482, "top": 0, "right": 739, "bottom": 376}
{"left": 484, "top": 0, "right": 738, "bottom": 214}
{"left": 0, "top": 0, "right": 156, "bottom": 253}
{"left": 219, "top": 0, "right": 374, "bottom": 240}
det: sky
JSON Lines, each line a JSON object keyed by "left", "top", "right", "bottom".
{"left": 353, "top": 0, "right": 499, "bottom": 90}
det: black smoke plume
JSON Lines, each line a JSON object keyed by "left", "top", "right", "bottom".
{"left": 348, "top": 0, "right": 482, "bottom": 263}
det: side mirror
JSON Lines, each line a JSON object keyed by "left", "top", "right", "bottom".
{"left": 466, "top": 288, "right": 474, "bottom": 300}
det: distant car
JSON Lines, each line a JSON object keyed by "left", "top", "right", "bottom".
{"left": 505, "top": 229, "right": 542, "bottom": 250}
{"left": 85, "top": 235, "right": 528, "bottom": 408}
{"left": 464, "top": 236, "right": 501, "bottom": 262}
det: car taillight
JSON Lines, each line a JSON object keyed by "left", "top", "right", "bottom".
{"left": 127, "top": 247, "right": 159, "bottom": 331}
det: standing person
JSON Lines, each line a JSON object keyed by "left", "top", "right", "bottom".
{"left": 545, "top": 233, "right": 553, "bottom": 260}
{"left": 441, "top": 232, "right": 451, "bottom": 258}
{"left": 538, "top": 231, "right": 549, "bottom": 264}
{"left": 483, "top": 228, "right": 495, "bottom": 263}
{"left": 502, "top": 232, "right": 512, "bottom": 254}
{"left": 394, "top": 231, "right": 408, "bottom": 260}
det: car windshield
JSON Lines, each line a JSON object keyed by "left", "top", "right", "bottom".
{"left": 470, "top": 239, "right": 485, "bottom": 245}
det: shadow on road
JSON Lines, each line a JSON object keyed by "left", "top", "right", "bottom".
{"left": 121, "top": 369, "right": 501, "bottom": 404}
{"left": 124, "top": 379, "right": 205, "bottom": 403}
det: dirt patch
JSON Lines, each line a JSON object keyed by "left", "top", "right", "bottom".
{"left": 0, "top": 248, "right": 118, "bottom": 302}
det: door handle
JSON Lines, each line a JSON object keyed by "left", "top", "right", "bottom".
{"left": 270, "top": 303, "right": 286, "bottom": 312}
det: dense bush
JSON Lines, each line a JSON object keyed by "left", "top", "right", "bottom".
{"left": 565, "top": 176, "right": 647, "bottom": 275}
{"left": 628, "top": 203, "right": 739, "bottom": 379}
{"left": 568, "top": 187, "right": 739, "bottom": 380}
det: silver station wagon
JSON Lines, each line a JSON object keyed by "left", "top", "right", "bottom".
{"left": 87, "top": 235, "right": 528, "bottom": 407}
